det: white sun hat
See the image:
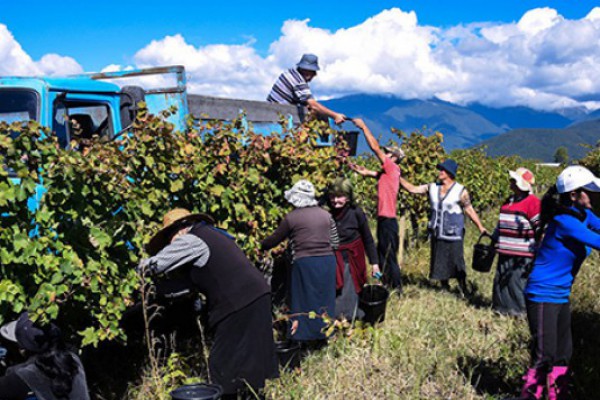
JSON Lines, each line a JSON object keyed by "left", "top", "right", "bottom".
{"left": 509, "top": 167, "right": 535, "bottom": 192}
{"left": 285, "top": 180, "right": 318, "bottom": 208}
{"left": 556, "top": 165, "right": 600, "bottom": 194}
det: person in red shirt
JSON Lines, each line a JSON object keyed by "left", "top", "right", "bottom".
{"left": 492, "top": 168, "right": 541, "bottom": 316}
{"left": 350, "top": 118, "right": 403, "bottom": 291}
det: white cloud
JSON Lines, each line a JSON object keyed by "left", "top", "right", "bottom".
{"left": 133, "top": 34, "right": 278, "bottom": 99}
{"left": 2, "top": 8, "right": 600, "bottom": 111}
{"left": 123, "top": 7, "right": 600, "bottom": 111}
{"left": 0, "top": 24, "right": 82, "bottom": 76}
{"left": 433, "top": 7, "right": 600, "bottom": 109}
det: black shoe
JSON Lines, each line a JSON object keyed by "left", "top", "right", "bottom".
{"left": 457, "top": 278, "right": 472, "bottom": 298}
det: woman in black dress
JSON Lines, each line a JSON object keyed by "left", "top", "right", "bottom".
{"left": 142, "top": 208, "right": 278, "bottom": 399}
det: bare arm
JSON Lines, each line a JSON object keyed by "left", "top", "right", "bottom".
{"left": 349, "top": 163, "right": 378, "bottom": 178}
{"left": 352, "top": 118, "right": 387, "bottom": 164}
{"left": 399, "top": 176, "right": 428, "bottom": 195}
{"left": 306, "top": 99, "right": 346, "bottom": 124}
{"left": 461, "top": 190, "right": 487, "bottom": 234}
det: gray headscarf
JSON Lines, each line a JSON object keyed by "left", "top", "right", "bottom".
{"left": 285, "top": 180, "right": 318, "bottom": 208}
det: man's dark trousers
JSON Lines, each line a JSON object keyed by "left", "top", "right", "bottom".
{"left": 377, "top": 217, "right": 402, "bottom": 290}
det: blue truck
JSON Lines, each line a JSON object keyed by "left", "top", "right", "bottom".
{"left": 1, "top": 65, "right": 346, "bottom": 211}
{"left": 0, "top": 65, "right": 315, "bottom": 147}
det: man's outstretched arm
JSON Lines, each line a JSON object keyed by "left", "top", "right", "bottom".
{"left": 399, "top": 176, "right": 428, "bottom": 195}
{"left": 352, "top": 118, "right": 386, "bottom": 164}
{"left": 306, "top": 99, "right": 346, "bottom": 124}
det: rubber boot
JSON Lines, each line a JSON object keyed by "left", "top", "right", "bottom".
{"left": 547, "top": 366, "right": 570, "bottom": 400}
{"left": 520, "top": 368, "right": 545, "bottom": 399}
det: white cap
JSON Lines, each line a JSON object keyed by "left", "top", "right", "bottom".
{"left": 509, "top": 168, "right": 535, "bottom": 192}
{"left": 556, "top": 165, "right": 600, "bottom": 194}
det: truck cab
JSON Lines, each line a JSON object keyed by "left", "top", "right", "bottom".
{"left": 0, "top": 76, "right": 123, "bottom": 148}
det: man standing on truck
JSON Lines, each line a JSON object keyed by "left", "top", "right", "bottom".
{"left": 267, "top": 54, "right": 346, "bottom": 124}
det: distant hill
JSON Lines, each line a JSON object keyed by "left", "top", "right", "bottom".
{"left": 480, "top": 118, "right": 600, "bottom": 161}
{"left": 467, "top": 103, "right": 573, "bottom": 130}
{"left": 322, "top": 94, "right": 581, "bottom": 154}
{"left": 568, "top": 108, "right": 600, "bottom": 126}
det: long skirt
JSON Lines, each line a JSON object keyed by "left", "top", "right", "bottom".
{"left": 290, "top": 255, "right": 336, "bottom": 341}
{"left": 492, "top": 255, "right": 533, "bottom": 316}
{"left": 430, "top": 238, "right": 466, "bottom": 281}
{"left": 209, "top": 294, "right": 279, "bottom": 395}
{"left": 335, "top": 259, "right": 365, "bottom": 320}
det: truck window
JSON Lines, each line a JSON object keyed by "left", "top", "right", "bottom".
{"left": 0, "top": 90, "right": 38, "bottom": 137}
{"left": 52, "top": 101, "right": 113, "bottom": 149}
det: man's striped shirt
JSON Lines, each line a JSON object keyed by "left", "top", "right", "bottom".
{"left": 267, "top": 68, "right": 313, "bottom": 105}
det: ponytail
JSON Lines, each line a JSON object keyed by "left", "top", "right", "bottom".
{"left": 536, "top": 185, "right": 586, "bottom": 241}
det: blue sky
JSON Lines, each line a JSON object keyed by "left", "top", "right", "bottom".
{"left": 2, "top": 0, "right": 597, "bottom": 70}
{"left": 1, "top": 1, "right": 600, "bottom": 110}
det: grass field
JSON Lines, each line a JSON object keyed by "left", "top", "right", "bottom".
{"left": 265, "top": 217, "right": 600, "bottom": 400}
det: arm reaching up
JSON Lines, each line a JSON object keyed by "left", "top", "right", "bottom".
{"left": 352, "top": 118, "right": 387, "bottom": 164}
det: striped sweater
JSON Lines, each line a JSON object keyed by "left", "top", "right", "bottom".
{"left": 494, "top": 194, "right": 541, "bottom": 257}
{"left": 267, "top": 68, "right": 313, "bottom": 105}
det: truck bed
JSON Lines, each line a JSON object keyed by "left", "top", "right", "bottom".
{"left": 188, "top": 94, "right": 302, "bottom": 124}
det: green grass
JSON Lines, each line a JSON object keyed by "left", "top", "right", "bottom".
{"left": 265, "top": 217, "right": 600, "bottom": 399}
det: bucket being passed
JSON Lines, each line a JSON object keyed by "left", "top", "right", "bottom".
{"left": 342, "top": 130, "right": 359, "bottom": 156}
{"left": 359, "top": 284, "right": 390, "bottom": 325}
{"left": 472, "top": 233, "right": 496, "bottom": 273}
{"left": 170, "top": 383, "right": 222, "bottom": 400}
{"left": 275, "top": 340, "right": 301, "bottom": 371}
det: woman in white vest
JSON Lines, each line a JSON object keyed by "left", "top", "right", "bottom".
{"left": 399, "top": 159, "right": 487, "bottom": 294}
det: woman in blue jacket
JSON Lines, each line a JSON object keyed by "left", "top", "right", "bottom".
{"left": 519, "top": 166, "right": 600, "bottom": 400}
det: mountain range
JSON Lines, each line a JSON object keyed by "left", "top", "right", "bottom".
{"left": 322, "top": 94, "right": 599, "bottom": 161}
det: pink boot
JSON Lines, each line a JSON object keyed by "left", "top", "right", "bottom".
{"left": 547, "top": 366, "right": 570, "bottom": 400}
{"left": 520, "top": 368, "right": 545, "bottom": 399}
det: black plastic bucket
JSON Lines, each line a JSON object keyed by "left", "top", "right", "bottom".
{"left": 472, "top": 233, "right": 496, "bottom": 273}
{"left": 342, "top": 130, "right": 359, "bottom": 156}
{"left": 275, "top": 340, "right": 301, "bottom": 371}
{"left": 170, "top": 383, "right": 222, "bottom": 400}
{"left": 359, "top": 284, "right": 390, "bottom": 325}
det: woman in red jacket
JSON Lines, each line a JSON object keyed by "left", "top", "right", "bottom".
{"left": 492, "top": 168, "right": 541, "bottom": 317}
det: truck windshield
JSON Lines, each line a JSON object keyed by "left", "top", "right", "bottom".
{"left": 0, "top": 90, "right": 38, "bottom": 132}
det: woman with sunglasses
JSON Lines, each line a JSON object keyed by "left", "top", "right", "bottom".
{"left": 519, "top": 166, "right": 600, "bottom": 400}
